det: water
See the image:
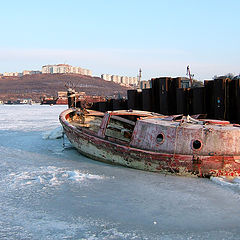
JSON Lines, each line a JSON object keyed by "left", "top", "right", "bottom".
{"left": 1, "top": 105, "right": 240, "bottom": 239}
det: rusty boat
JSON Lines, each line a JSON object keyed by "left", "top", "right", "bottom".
{"left": 59, "top": 108, "right": 240, "bottom": 177}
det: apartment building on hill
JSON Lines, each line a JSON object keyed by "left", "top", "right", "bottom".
{"left": 42, "top": 64, "right": 92, "bottom": 76}
{"left": 101, "top": 74, "right": 138, "bottom": 86}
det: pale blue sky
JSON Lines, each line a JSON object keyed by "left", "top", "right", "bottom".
{"left": 0, "top": 0, "right": 239, "bottom": 80}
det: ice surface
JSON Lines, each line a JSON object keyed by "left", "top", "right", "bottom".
{"left": 42, "top": 126, "right": 63, "bottom": 139}
{"left": 1, "top": 105, "right": 240, "bottom": 239}
{"left": 0, "top": 104, "right": 66, "bottom": 131}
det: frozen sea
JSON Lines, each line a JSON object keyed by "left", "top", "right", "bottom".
{"left": 1, "top": 105, "right": 240, "bottom": 239}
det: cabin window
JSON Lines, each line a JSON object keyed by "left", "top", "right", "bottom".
{"left": 192, "top": 140, "right": 202, "bottom": 150}
{"left": 156, "top": 133, "right": 164, "bottom": 144}
{"left": 105, "top": 116, "right": 135, "bottom": 142}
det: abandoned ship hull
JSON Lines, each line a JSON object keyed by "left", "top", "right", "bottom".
{"left": 60, "top": 109, "right": 240, "bottom": 177}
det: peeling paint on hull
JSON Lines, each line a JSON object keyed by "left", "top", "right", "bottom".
{"left": 60, "top": 109, "right": 240, "bottom": 178}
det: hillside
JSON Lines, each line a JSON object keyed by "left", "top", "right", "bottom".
{"left": 0, "top": 74, "right": 131, "bottom": 102}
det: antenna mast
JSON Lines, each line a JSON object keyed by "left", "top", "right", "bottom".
{"left": 186, "top": 65, "right": 194, "bottom": 87}
{"left": 138, "top": 68, "right": 142, "bottom": 87}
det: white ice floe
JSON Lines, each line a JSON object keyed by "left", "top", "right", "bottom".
{"left": 42, "top": 126, "right": 63, "bottom": 139}
{"left": 7, "top": 166, "right": 108, "bottom": 188}
{"left": 66, "top": 170, "right": 105, "bottom": 181}
{"left": 210, "top": 176, "right": 240, "bottom": 189}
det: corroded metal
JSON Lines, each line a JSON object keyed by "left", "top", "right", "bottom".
{"left": 60, "top": 109, "right": 240, "bottom": 177}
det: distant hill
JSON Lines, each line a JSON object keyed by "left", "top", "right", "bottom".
{"left": 0, "top": 74, "right": 131, "bottom": 102}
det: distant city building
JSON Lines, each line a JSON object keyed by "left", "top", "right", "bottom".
{"left": 22, "top": 70, "right": 30, "bottom": 75}
{"left": 22, "top": 70, "right": 41, "bottom": 75}
{"left": 70, "top": 66, "right": 81, "bottom": 74}
{"left": 128, "top": 77, "right": 138, "bottom": 85}
{"left": 42, "top": 64, "right": 92, "bottom": 76}
{"left": 140, "top": 80, "right": 151, "bottom": 89}
{"left": 0, "top": 63, "right": 92, "bottom": 78}
{"left": 3, "top": 72, "right": 20, "bottom": 77}
{"left": 2, "top": 70, "right": 41, "bottom": 77}
{"left": 101, "top": 74, "right": 112, "bottom": 81}
{"left": 82, "top": 68, "right": 92, "bottom": 76}
{"left": 101, "top": 73, "right": 138, "bottom": 86}
{"left": 121, "top": 76, "right": 129, "bottom": 85}
{"left": 111, "top": 75, "right": 121, "bottom": 84}
{"left": 42, "top": 64, "right": 70, "bottom": 74}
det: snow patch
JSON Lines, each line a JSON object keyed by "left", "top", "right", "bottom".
{"left": 7, "top": 166, "right": 108, "bottom": 188}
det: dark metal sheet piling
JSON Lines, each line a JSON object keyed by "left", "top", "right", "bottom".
{"left": 191, "top": 87, "right": 206, "bottom": 115}
{"left": 142, "top": 88, "right": 152, "bottom": 111}
{"left": 127, "top": 90, "right": 142, "bottom": 110}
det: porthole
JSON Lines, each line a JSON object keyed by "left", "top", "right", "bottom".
{"left": 156, "top": 133, "right": 164, "bottom": 144}
{"left": 192, "top": 140, "right": 202, "bottom": 150}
